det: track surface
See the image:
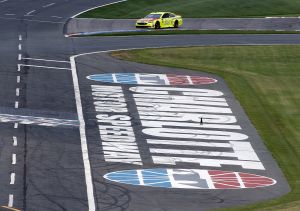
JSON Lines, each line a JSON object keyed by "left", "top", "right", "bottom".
{"left": 0, "top": 0, "right": 299, "bottom": 210}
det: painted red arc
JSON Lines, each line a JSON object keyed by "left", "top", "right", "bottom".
{"left": 208, "top": 170, "right": 276, "bottom": 189}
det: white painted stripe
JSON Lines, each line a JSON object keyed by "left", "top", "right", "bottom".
{"left": 16, "top": 88, "right": 20, "bottom": 96}
{"left": 10, "top": 173, "right": 15, "bottom": 184}
{"left": 8, "top": 194, "right": 13, "bottom": 207}
{"left": 71, "top": 0, "right": 127, "bottom": 18}
{"left": 14, "top": 123, "right": 18, "bottom": 128}
{"left": 70, "top": 56, "right": 95, "bottom": 211}
{"left": 136, "top": 170, "right": 145, "bottom": 185}
{"left": 51, "top": 16, "right": 62, "bottom": 19}
{"left": 5, "top": 14, "right": 15, "bottom": 16}
{"left": 18, "top": 44, "right": 22, "bottom": 51}
{"left": 43, "top": 3, "right": 55, "bottom": 8}
{"left": 18, "top": 54, "right": 21, "bottom": 61}
{"left": 147, "top": 139, "right": 231, "bottom": 148}
{"left": 19, "top": 35, "right": 22, "bottom": 41}
{"left": 22, "top": 57, "right": 70, "bottom": 63}
{"left": 200, "top": 170, "right": 215, "bottom": 189}
{"left": 0, "top": 0, "right": 8, "bottom": 3}
{"left": 19, "top": 64, "right": 71, "bottom": 70}
{"left": 17, "top": 76, "right": 20, "bottom": 83}
{"left": 17, "top": 64, "right": 21, "bottom": 72}
{"left": 235, "top": 171, "right": 246, "bottom": 188}
{"left": 15, "top": 101, "right": 19, "bottom": 108}
{"left": 25, "top": 10, "right": 36, "bottom": 16}
{"left": 12, "top": 154, "right": 16, "bottom": 164}
{"left": 13, "top": 136, "right": 17, "bottom": 146}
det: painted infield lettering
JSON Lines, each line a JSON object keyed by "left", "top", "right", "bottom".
{"left": 92, "top": 85, "right": 142, "bottom": 165}
{"left": 131, "top": 86, "right": 264, "bottom": 170}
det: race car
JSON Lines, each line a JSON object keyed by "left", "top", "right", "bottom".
{"left": 136, "top": 12, "right": 183, "bottom": 29}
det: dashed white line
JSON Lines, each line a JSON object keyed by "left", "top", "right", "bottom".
{"left": 17, "top": 64, "right": 21, "bottom": 72}
{"left": 18, "top": 54, "right": 21, "bottom": 61}
{"left": 17, "top": 76, "right": 20, "bottom": 83}
{"left": 43, "top": 3, "right": 55, "bottom": 8}
{"left": 14, "top": 101, "right": 19, "bottom": 108}
{"left": 10, "top": 173, "right": 15, "bottom": 185}
{"left": 14, "top": 123, "right": 18, "bottom": 129}
{"left": 13, "top": 136, "right": 17, "bottom": 146}
{"left": 19, "top": 64, "right": 71, "bottom": 70}
{"left": 19, "top": 35, "right": 22, "bottom": 41}
{"left": 51, "top": 16, "right": 62, "bottom": 19}
{"left": 25, "top": 10, "right": 36, "bottom": 16}
{"left": 12, "top": 154, "right": 16, "bottom": 165}
{"left": 16, "top": 88, "right": 19, "bottom": 96}
{"left": 18, "top": 44, "right": 22, "bottom": 51}
{"left": 22, "top": 57, "right": 70, "bottom": 63}
{"left": 8, "top": 194, "right": 13, "bottom": 207}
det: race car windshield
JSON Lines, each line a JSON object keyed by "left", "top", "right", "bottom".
{"left": 145, "top": 14, "right": 161, "bottom": 19}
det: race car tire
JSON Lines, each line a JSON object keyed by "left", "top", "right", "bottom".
{"left": 155, "top": 21, "right": 160, "bottom": 29}
{"left": 174, "top": 20, "right": 179, "bottom": 28}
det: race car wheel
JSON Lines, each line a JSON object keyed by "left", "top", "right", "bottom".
{"left": 174, "top": 20, "right": 179, "bottom": 28}
{"left": 155, "top": 21, "right": 160, "bottom": 29}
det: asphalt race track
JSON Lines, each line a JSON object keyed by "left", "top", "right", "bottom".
{"left": 0, "top": 0, "right": 300, "bottom": 211}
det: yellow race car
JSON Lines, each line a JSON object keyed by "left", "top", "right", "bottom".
{"left": 136, "top": 12, "right": 183, "bottom": 29}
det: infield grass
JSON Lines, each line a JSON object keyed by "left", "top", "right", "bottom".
{"left": 79, "top": 0, "right": 300, "bottom": 18}
{"left": 111, "top": 45, "right": 300, "bottom": 210}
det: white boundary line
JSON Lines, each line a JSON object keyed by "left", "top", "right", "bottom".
{"left": 70, "top": 0, "right": 127, "bottom": 18}
{"left": 22, "top": 57, "right": 70, "bottom": 63}
{"left": 19, "top": 64, "right": 71, "bottom": 70}
{"left": 70, "top": 56, "right": 95, "bottom": 211}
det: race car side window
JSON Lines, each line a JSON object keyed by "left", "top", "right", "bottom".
{"left": 162, "top": 13, "right": 170, "bottom": 18}
{"left": 169, "top": 13, "right": 176, "bottom": 17}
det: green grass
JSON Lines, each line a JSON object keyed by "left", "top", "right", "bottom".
{"left": 111, "top": 45, "right": 300, "bottom": 211}
{"left": 79, "top": 0, "right": 300, "bottom": 18}
{"left": 88, "top": 30, "right": 300, "bottom": 37}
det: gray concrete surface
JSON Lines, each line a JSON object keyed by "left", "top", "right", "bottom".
{"left": 66, "top": 17, "right": 300, "bottom": 35}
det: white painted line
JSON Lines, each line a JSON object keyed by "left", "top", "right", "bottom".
{"left": 51, "top": 16, "right": 62, "bottom": 19}
{"left": 43, "top": 3, "right": 55, "bottom": 8}
{"left": 0, "top": 0, "right": 8, "bottom": 3}
{"left": 18, "top": 44, "right": 22, "bottom": 51}
{"left": 8, "top": 194, "right": 13, "bottom": 207}
{"left": 15, "top": 101, "right": 19, "bottom": 108}
{"left": 19, "top": 35, "right": 22, "bottom": 41}
{"left": 17, "top": 64, "right": 21, "bottom": 72}
{"left": 12, "top": 154, "right": 16, "bottom": 164}
{"left": 17, "top": 76, "right": 20, "bottom": 83}
{"left": 18, "top": 64, "right": 71, "bottom": 70}
{"left": 16, "top": 88, "right": 19, "bottom": 96}
{"left": 18, "top": 54, "right": 21, "bottom": 61}
{"left": 13, "top": 136, "right": 17, "bottom": 146}
{"left": 5, "top": 14, "right": 15, "bottom": 16}
{"left": 22, "top": 57, "right": 70, "bottom": 63}
{"left": 25, "top": 10, "right": 36, "bottom": 16}
{"left": 10, "top": 173, "right": 15, "bottom": 184}
{"left": 70, "top": 56, "right": 95, "bottom": 211}
{"left": 14, "top": 123, "right": 18, "bottom": 129}
{"left": 71, "top": 0, "right": 127, "bottom": 18}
